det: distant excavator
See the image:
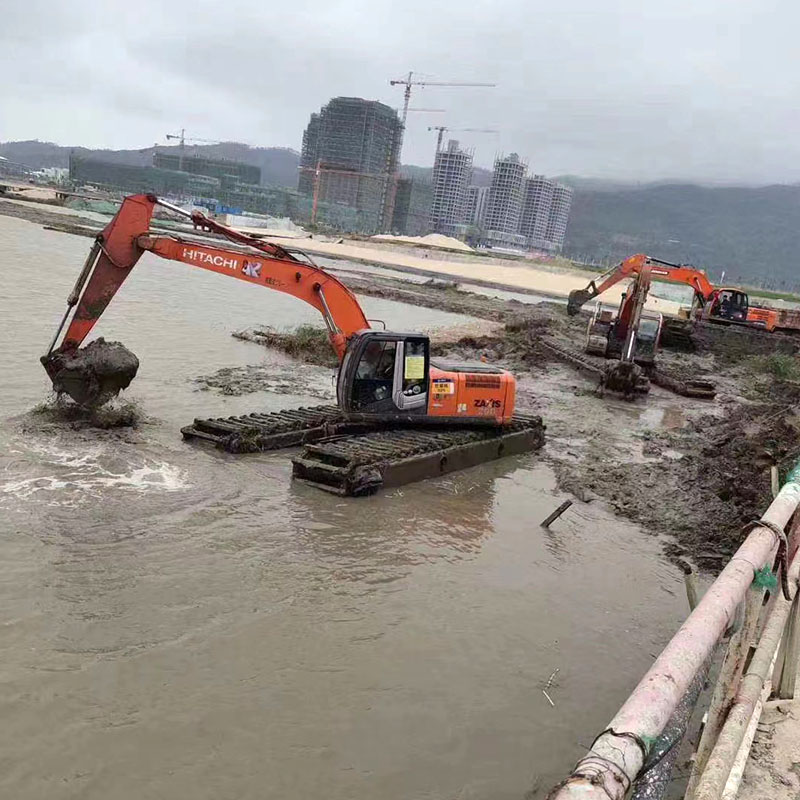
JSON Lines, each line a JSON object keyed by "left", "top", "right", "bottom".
{"left": 566, "top": 255, "right": 717, "bottom": 398}
{"left": 567, "top": 254, "right": 750, "bottom": 324}
{"left": 40, "top": 194, "right": 544, "bottom": 495}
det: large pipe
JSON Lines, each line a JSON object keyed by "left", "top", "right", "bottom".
{"left": 548, "top": 467, "right": 800, "bottom": 800}
{"left": 692, "top": 552, "right": 800, "bottom": 800}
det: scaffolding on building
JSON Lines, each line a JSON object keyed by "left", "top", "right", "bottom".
{"left": 298, "top": 97, "right": 402, "bottom": 233}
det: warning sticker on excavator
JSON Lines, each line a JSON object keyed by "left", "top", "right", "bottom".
{"left": 432, "top": 379, "right": 455, "bottom": 396}
{"left": 404, "top": 356, "right": 425, "bottom": 380}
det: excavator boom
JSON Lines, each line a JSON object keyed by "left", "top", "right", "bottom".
{"left": 47, "top": 194, "right": 369, "bottom": 361}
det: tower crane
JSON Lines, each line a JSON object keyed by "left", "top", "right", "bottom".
{"left": 427, "top": 126, "right": 498, "bottom": 155}
{"left": 387, "top": 73, "right": 496, "bottom": 230}
{"left": 165, "top": 130, "right": 222, "bottom": 170}
{"left": 389, "top": 72, "right": 497, "bottom": 129}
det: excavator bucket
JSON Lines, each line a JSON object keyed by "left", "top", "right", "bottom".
{"left": 567, "top": 288, "right": 593, "bottom": 316}
{"left": 41, "top": 339, "right": 139, "bottom": 407}
{"left": 602, "top": 361, "right": 649, "bottom": 398}
{"left": 41, "top": 195, "right": 155, "bottom": 406}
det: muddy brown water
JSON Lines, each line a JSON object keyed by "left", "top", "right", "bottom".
{"left": 0, "top": 214, "right": 690, "bottom": 799}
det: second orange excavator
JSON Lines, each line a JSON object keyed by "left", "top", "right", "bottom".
{"left": 41, "top": 194, "right": 544, "bottom": 495}
{"left": 567, "top": 253, "right": 750, "bottom": 324}
{"left": 564, "top": 254, "right": 717, "bottom": 398}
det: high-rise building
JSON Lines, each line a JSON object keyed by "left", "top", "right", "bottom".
{"left": 483, "top": 153, "right": 527, "bottom": 248}
{"left": 519, "top": 175, "right": 555, "bottom": 248}
{"left": 392, "top": 178, "right": 433, "bottom": 236}
{"left": 544, "top": 183, "right": 574, "bottom": 251}
{"left": 298, "top": 97, "right": 402, "bottom": 232}
{"left": 428, "top": 139, "right": 473, "bottom": 236}
{"left": 466, "top": 185, "right": 490, "bottom": 227}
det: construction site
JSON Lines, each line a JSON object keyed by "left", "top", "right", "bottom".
{"left": 2, "top": 183, "right": 800, "bottom": 798}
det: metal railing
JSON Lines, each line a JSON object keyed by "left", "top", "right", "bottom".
{"left": 548, "top": 462, "right": 800, "bottom": 800}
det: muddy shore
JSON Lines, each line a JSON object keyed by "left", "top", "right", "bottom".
{"left": 226, "top": 275, "right": 800, "bottom": 569}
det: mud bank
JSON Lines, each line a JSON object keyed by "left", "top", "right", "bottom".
{"left": 339, "top": 274, "right": 526, "bottom": 321}
{"left": 194, "top": 361, "right": 336, "bottom": 400}
{"left": 0, "top": 199, "right": 101, "bottom": 232}
{"left": 232, "top": 326, "right": 338, "bottom": 367}
{"left": 220, "top": 276, "right": 800, "bottom": 568}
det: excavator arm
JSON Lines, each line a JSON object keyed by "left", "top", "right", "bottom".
{"left": 566, "top": 254, "right": 648, "bottom": 315}
{"left": 46, "top": 194, "right": 369, "bottom": 361}
{"left": 567, "top": 254, "right": 718, "bottom": 316}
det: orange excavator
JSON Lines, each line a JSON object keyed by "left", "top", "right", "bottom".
{"left": 564, "top": 254, "right": 716, "bottom": 398}
{"left": 43, "top": 193, "right": 516, "bottom": 423}
{"left": 567, "top": 253, "right": 750, "bottom": 324}
{"left": 42, "top": 194, "right": 544, "bottom": 494}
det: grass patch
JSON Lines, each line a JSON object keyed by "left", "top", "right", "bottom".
{"left": 234, "top": 325, "right": 337, "bottom": 367}
{"left": 753, "top": 353, "right": 800, "bottom": 381}
{"left": 747, "top": 287, "right": 800, "bottom": 304}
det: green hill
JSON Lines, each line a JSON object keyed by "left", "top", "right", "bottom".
{"left": 564, "top": 183, "right": 800, "bottom": 291}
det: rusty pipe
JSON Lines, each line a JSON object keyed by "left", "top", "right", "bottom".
{"left": 548, "top": 465, "right": 800, "bottom": 800}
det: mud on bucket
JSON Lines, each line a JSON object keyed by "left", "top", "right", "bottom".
{"left": 41, "top": 338, "right": 139, "bottom": 407}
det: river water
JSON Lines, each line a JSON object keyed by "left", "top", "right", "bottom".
{"left": 0, "top": 213, "right": 688, "bottom": 799}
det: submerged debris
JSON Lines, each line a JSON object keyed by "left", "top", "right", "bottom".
{"left": 27, "top": 395, "right": 144, "bottom": 430}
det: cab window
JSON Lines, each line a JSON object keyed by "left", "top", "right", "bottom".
{"left": 352, "top": 340, "right": 397, "bottom": 409}
{"left": 356, "top": 340, "right": 396, "bottom": 380}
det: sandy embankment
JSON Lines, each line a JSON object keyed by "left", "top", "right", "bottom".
{"left": 238, "top": 227, "right": 684, "bottom": 317}
{"left": 0, "top": 191, "right": 682, "bottom": 316}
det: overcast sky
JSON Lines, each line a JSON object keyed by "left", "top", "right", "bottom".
{"left": 3, "top": 0, "right": 799, "bottom": 183}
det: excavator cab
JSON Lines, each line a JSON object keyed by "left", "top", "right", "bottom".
{"left": 630, "top": 313, "right": 664, "bottom": 368}
{"left": 337, "top": 331, "right": 430, "bottom": 415}
{"left": 708, "top": 289, "right": 748, "bottom": 323}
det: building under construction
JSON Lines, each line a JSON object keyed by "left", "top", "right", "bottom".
{"left": 298, "top": 97, "right": 402, "bottom": 233}
{"left": 466, "top": 186, "right": 490, "bottom": 227}
{"left": 67, "top": 153, "right": 305, "bottom": 219}
{"left": 483, "top": 153, "right": 527, "bottom": 248}
{"left": 153, "top": 152, "right": 261, "bottom": 185}
{"left": 428, "top": 140, "right": 473, "bottom": 237}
